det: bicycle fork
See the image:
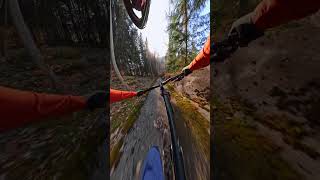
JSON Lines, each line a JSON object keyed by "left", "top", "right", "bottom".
{"left": 160, "top": 82, "right": 186, "bottom": 180}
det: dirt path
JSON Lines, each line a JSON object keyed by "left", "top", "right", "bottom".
{"left": 110, "top": 79, "right": 167, "bottom": 180}
{"left": 111, "top": 77, "right": 210, "bottom": 180}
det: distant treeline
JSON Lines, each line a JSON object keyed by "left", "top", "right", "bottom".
{"left": 1, "top": 0, "right": 110, "bottom": 47}
{"left": 112, "top": 0, "right": 162, "bottom": 77}
{"left": 0, "top": 0, "right": 161, "bottom": 77}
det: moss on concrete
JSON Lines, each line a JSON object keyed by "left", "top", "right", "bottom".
{"left": 212, "top": 96, "right": 303, "bottom": 180}
{"left": 110, "top": 99, "right": 145, "bottom": 168}
{"left": 110, "top": 138, "right": 124, "bottom": 169}
{"left": 122, "top": 101, "right": 144, "bottom": 134}
{"left": 167, "top": 84, "right": 210, "bottom": 159}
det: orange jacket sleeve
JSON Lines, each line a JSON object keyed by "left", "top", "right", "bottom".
{"left": 187, "top": 36, "right": 210, "bottom": 71}
{"left": 110, "top": 89, "right": 137, "bottom": 103}
{"left": 252, "top": 0, "right": 320, "bottom": 30}
{"left": 0, "top": 86, "right": 86, "bottom": 132}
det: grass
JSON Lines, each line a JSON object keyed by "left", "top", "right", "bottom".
{"left": 110, "top": 138, "right": 124, "bottom": 169}
{"left": 212, "top": 95, "right": 303, "bottom": 180}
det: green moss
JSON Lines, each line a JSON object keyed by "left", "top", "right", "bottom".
{"left": 260, "top": 114, "right": 307, "bottom": 139}
{"left": 110, "top": 99, "right": 145, "bottom": 168}
{"left": 110, "top": 138, "right": 124, "bottom": 169}
{"left": 213, "top": 96, "right": 303, "bottom": 180}
{"left": 258, "top": 113, "right": 319, "bottom": 159}
{"left": 167, "top": 85, "right": 210, "bottom": 159}
{"left": 111, "top": 118, "right": 122, "bottom": 134}
{"left": 122, "top": 101, "right": 143, "bottom": 134}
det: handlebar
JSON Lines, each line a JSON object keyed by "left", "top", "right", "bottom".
{"left": 211, "top": 33, "right": 240, "bottom": 63}
{"left": 139, "top": 73, "right": 185, "bottom": 94}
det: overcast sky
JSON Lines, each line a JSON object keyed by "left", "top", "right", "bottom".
{"left": 139, "top": 0, "right": 210, "bottom": 57}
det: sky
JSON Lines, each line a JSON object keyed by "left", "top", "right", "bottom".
{"left": 139, "top": 0, "right": 210, "bottom": 57}
{"left": 138, "top": 0, "right": 170, "bottom": 57}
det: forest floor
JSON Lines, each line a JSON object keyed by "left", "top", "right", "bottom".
{"left": 110, "top": 68, "right": 210, "bottom": 180}
{"left": 212, "top": 11, "right": 320, "bottom": 180}
{"left": 0, "top": 46, "right": 108, "bottom": 180}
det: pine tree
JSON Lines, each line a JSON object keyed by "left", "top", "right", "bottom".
{"left": 166, "top": 0, "right": 209, "bottom": 72}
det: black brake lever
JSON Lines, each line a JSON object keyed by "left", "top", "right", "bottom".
{"left": 163, "top": 73, "right": 184, "bottom": 85}
{"left": 139, "top": 73, "right": 185, "bottom": 94}
{"left": 211, "top": 33, "right": 240, "bottom": 63}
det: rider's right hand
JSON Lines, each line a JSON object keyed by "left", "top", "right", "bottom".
{"left": 228, "top": 13, "right": 264, "bottom": 47}
{"left": 182, "top": 66, "right": 192, "bottom": 77}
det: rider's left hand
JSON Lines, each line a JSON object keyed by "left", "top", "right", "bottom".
{"left": 137, "top": 90, "right": 145, "bottom": 96}
{"left": 85, "top": 91, "right": 108, "bottom": 110}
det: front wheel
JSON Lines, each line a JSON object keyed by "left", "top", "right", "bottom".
{"left": 123, "top": 0, "right": 151, "bottom": 29}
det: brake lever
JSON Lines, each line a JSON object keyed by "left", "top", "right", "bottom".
{"left": 173, "top": 74, "right": 185, "bottom": 82}
{"left": 211, "top": 33, "right": 240, "bottom": 63}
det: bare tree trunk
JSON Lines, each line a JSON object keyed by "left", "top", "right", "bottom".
{"left": 109, "top": 1, "right": 130, "bottom": 90}
{"left": 8, "top": 0, "right": 59, "bottom": 90}
{"left": 184, "top": 0, "right": 188, "bottom": 66}
{"left": 0, "top": 0, "right": 8, "bottom": 58}
{"left": 148, "top": 54, "right": 154, "bottom": 77}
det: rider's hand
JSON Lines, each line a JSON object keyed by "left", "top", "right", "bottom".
{"left": 137, "top": 90, "right": 145, "bottom": 96}
{"left": 182, "top": 67, "right": 192, "bottom": 77}
{"left": 85, "top": 91, "right": 108, "bottom": 110}
{"left": 228, "top": 13, "right": 264, "bottom": 47}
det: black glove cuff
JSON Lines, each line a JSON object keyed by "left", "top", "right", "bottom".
{"left": 183, "top": 68, "right": 192, "bottom": 76}
{"left": 86, "top": 92, "right": 108, "bottom": 110}
{"left": 237, "top": 23, "right": 264, "bottom": 47}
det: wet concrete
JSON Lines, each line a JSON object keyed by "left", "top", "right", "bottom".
{"left": 172, "top": 102, "right": 210, "bottom": 180}
{"left": 110, "top": 80, "right": 166, "bottom": 180}
{"left": 111, "top": 79, "right": 210, "bottom": 180}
